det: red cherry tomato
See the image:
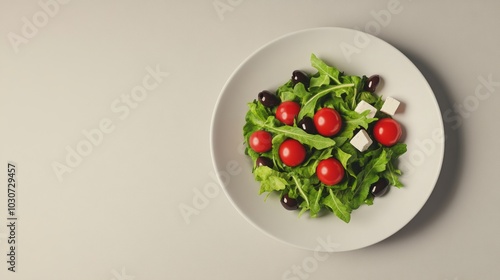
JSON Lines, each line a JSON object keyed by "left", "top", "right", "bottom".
{"left": 316, "top": 158, "right": 345, "bottom": 186}
{"left": 313, "top": 108, "right": 342, "bottom": 137}
{"left": 373, "top": 118, "right": 402, "bottom": 147}
{"left": 276, "top": 101, "right": 301, "bottom": 125}
{"left": 249, "top": 130, "right": 272, "bottom": 153}
{"left": 279, "top": 139, "right": 306, "bottom": 167}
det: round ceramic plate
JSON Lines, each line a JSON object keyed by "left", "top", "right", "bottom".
{"left": 210, "top": 27, "right": 444, "bottom": 252}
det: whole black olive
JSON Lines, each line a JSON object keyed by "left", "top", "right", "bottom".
{"left": 364, "top": 75, "right": 381, "bottom": 93}
{"left": 281, "top": 193, "right": 299, "bottom": 210}
{"left": 297, "top": 117, "right": 317, "bottom": 134}
{"left": 370, "top": 178, "right": 390, "bottom": 197}
{"left": 256, "top": 156, "right": 273, "bottom": 168}
{"left": 291, "top": 70, "right": 310, "bottom": 88}
{"left": 258, "top": 90, "right": 281, "bottom": 107}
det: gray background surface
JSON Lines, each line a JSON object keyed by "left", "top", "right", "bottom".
{"left": 0, "top": 0, "right": 498, "bottom": 279}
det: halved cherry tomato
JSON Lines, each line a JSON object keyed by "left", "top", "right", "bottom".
{"left": 313, "top": 108, "right": 342, "bottom": 137}
{"left": 249, "top": 130, "right": 272, "bottom": 153}
{"left": 316, "top": 158, "right": 344, "bottom": 186}
{"left": 372, "top": 118, "right": 402, "bottom": 146}
{"left": 279, "top": 139, "right": 306, "bottom": 167}
{"left": 276, "top": 101, "right": 301, "bottom": 125}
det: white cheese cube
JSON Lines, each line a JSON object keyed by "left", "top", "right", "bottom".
{"left": 354, "top": 100, "right": 377, "bottom": 119}
{"left": 380, "top": 97, "right": 401, "bottom": 116}
{"left": 350, "top": 129, "right": 373, "bottom": 152}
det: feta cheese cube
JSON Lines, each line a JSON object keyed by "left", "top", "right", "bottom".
{"left": 354, "top": 100, "right": 377, "bottom": 119}
{"left": 350, "top": 129, "right": 373, "bottom": 152}
{"left": 380, "top": 97, "right": 401, "bottom": 116}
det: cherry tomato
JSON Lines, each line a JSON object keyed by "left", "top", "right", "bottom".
{"left": 276, "top": 101, "right": 301, "bottom": 125}
{"left": 313, "top": 108, "right": 342, "bottom": 137}
{"left": 249, "top": 130, "right": 272, "bottom": 153}
{"left": 316, "top": 158, "right": 345, "bottom": 186}
{"left": 279, "top": 139, "right": 306, "bottom": 167}
{"left": 373, "top": 118, "right": 402, "bottom": 146}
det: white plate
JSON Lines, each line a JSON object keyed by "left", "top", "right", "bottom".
{"left": 210, "top": 27, "right": 444, "bottom": 252}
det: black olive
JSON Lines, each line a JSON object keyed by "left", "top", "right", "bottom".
{"left": 297, "top": 117, "right": 317, "bottom": 134}
{"left": 281, "top": 193, "right": 299, "bottom": 210}
{"left": 256, "top": 156, "right": 273, "bottom": 168}
{"left": 370, "top": 178, "right": 390, "bottom": 197}
{"left": 364, "top": 75, "right": 380, "bottom": 93}
{"left": 258, "top": 90, "right": 281, "bottom": 107}
{"left": 291, "top": 70, "right": 310, "bottom": 88}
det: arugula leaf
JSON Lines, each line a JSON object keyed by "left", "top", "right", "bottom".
{"left": 359, "top": 90, "right": 379, "bottom": 105}
{"left": 243, "top": 101, "right": 268, "bottom": 137}
{"left": 276, "top": 80, "right": 295, "bottom": 101}
{"left": 271, "top": 134, "right": 287, "bottom": 170}
{"left": 383, "top": 161, "right": 403, "bottom": 188}
{"left": 262, "top": 117, "right": 336, "bottom": 150}
{"left": 335, "top": 148, "right": 352, "bottom": 169}
{"left": 337, "top": 104, "right": 377, "bottom": 139}
{"left": 352, "top": 148, "right": 389, "bottom": 207}
{"left": 293, "top": 83, "right": 312, "bottom": 104}
{"left": 291, "top": 174, "right": 310, "bottom": 211}
{"left": 254, "top": 166, "right": 288, "bottom": 194}
{"left": 297, "top": 83, "right": 355, "bottom": 120}
{"left": 382, "top": 144, "right": 407, "bottom": 188}
{"left": 323, "top": 189, "right": 352, "bottom": 223}
{"left": 309, "top": 72, "right": 330, "bottom": 88}
{"left": 304, "top": 185, "right": 324, "bottom": 218}
{"left": 388, "top": 143, "right": 408, "bottom": 157}
{"left": 310, "top": 53, "right": 341, "bottom": 84}
{"left": 340, "top": 74, "right": 364, "bottom": 110}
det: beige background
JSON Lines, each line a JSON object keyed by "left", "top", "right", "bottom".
{"left": 1, "top": 0, "right": 499, "bottom": 279}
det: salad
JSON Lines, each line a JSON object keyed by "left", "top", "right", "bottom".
{"left": 242, "top": 54, "right": 407, "bottom": 223}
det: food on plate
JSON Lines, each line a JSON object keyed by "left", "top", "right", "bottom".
{"left": 380, "top": 96, "right": 401, "bottom": 116}
{"left": 372, "top": 118, "right": 402, "bottom": 147}
{"left": 242, "top": 54, "right": 407, "bottom": 223}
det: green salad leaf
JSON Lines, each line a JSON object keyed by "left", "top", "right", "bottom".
{"left": 323, "top": 189, "right": 352, "bottom": 223}
{"left": 242, "top": 54, "right": 407, "bottom": 223}
{"left": 310, "top": 53, "right": 342, "bottom": 85}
